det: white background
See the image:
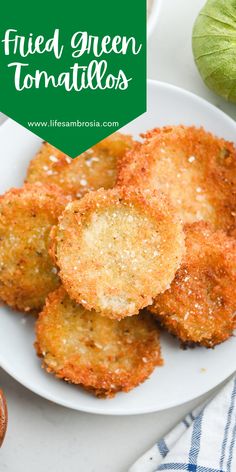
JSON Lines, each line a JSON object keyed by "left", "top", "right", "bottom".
{"left": 1, "top": 1, "right": 236, "bottom": 471}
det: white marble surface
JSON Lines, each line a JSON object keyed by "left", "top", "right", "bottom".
{"left": 1, "top": 1, "right": 236, "bottom": 471}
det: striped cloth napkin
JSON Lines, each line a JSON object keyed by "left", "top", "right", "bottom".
{"left": 129, "top": 376, "right": 236, "bottom": 472}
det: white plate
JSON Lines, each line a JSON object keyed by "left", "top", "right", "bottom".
{"left": 0, "top": 80, "right": 236, "bottom": 415}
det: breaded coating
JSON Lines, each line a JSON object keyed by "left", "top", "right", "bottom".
{"left": 35, "top": 287, "right": 163, "bottom": 398}
{"left": 51, "top": 187, "right": 185, "bottom": 319}
{"left": 0, "top": 183, "right": 69, "bottom": 312}
{"left": 149, "top": 222, "right": 236, "bottom": 348}
{"left": 117, "top": 126, "right": 236, "bottom": 233}
{"left": 26, "top": 133, "right": 134, "bottom": 198}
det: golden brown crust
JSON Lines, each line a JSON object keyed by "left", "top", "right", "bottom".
{"left": 117, "top": 126, "right": 236, "bottom": 234}
{"left": 26, "top": 133, "right": 134, "bottom": 198}
{"left": 35, "top": 287, "right": 163, "bottom": 397}
{"left": 0, "top": 183, "right": 69, "bottom": 312}
{"left": 51, "top": 187, "right": 185, "bottom": 319}
{"left": 149, "top": 221, "right": 236, "bottom": 347}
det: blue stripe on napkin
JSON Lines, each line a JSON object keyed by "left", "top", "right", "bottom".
{"left": 129, "top": 376, "right": 236, "bottom": 472}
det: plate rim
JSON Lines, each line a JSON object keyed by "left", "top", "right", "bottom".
{"left": 0, "top": 340, "right": 235, "bottom": 416}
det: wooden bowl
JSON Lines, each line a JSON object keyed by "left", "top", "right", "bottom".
{"left": 0, "top": 389, "right": 7, "bottom": 446}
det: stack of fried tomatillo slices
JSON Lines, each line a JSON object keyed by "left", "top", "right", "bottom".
{"left": 117, "top": 125, "right": 236, "bottom": 347}
{"left": 5, "top": 126, "right": 236, "bottom": 398}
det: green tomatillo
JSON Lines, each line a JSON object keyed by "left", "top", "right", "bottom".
{"left": 192, "top": 0, "right": 236, "bottom": 103}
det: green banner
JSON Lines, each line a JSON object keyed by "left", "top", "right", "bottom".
{"left": 0, "top": 0, "right": 146, "bottom": 157}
